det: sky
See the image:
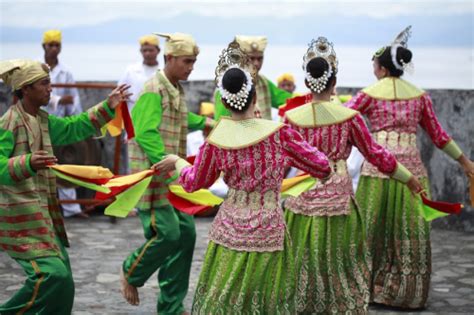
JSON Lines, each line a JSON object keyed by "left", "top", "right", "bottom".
{"left": 0, "top": 0, "right": 473, "bottom": 46}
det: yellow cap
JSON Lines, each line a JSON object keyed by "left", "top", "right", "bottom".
{"left": 139, "top": 34, "right": 159, "bottom": 47}
{"left": 235, "top": 35, "right": 267, "bottom": 53}
{"left": 0, "top": 59, "right": 50, "bottom": 91}
{"left": 199, "top": 102, "right": 215, "bottom": 116}
{"left": 154, "top": 32, "right": 199, "bottom": 56}
{"left": 277, "top": 73, "right": 295, "bottom": 85}
{"left": 43, "top": 29, "right": 62, "bottom": 44}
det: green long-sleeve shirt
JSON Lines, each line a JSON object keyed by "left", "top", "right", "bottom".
{"left": 132, "top": 92, "right": 206, "bottom": 165}
{"left": 0, "top": 101, "right": 114, "bottom": 260}
{"left": 0, "top": 101, "right": 114, "bottom": 185}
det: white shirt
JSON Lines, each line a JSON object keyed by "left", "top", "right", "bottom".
{"left": 118, "top": 62, "right": 159, "bottom": 112}
{"left": 45, "top": 61, "right": 82, "bottom": 117}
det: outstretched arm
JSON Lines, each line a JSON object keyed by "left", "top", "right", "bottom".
{"left": 153, "top": 142, "right": 220, "bottom": 193}
{"left": 49, "top": 84, "right": 130, "bottom": 146}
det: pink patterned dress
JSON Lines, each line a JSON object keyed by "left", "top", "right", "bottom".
{"left": 347, "top": 77, "right": 462, "bottom": 308}
{"left": 177, "top": 118, "right": 330, "bottom": 314}
{"left": 283, "top": 100, "right": 406, "bottom": 314}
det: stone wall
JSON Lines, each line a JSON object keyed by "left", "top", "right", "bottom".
{"left": 1, "top": 82, "right": 473, "bottom": 231}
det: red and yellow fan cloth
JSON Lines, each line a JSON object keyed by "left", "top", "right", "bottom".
{"left": 103, "top": 101, "right": 135, "bottom": 139}
{"left": 49, "top": 162, "right": 470, "bottom": 219}
{"left": 48, "top": 164, "right": 224, "bottom": 217}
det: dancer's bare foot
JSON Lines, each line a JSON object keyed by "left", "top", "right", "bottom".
{"left": 120, "top": 268, "right": 140, "bottom": 306}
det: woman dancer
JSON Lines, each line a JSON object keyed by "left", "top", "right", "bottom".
{"left": 282, "top": 37, "right": 423, "bottom": 314}
{"left": 348, "top": 26, "right": 474, "bottom": 308}
{"left": 154, "top": 41, "right": 331, "bottom": 314}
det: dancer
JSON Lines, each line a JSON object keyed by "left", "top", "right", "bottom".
{"left": 282, "top": 37, "right": 423, "bottom": 314}
{"left": 120, "top": 32, "right": 213, "bottom": 314}
{"left": 154, "top": 41, "right": 331, "bottom": 314}
{"left": 348, "top": 26, "right": 474, "bottom": 308}
{"left": 0, "top": 59, "right": 128, "bottom": 314}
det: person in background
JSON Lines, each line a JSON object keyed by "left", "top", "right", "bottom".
{"left": 276, "top": 72, "right": 296, "bottom": 94}
{"left": 214, "top": 35, "right": 292, "bottom": 120}
{"left": 118, "top": 34, "right": 160, "bottom": 112}
{"left": 42, "top": 29, "right": 87, "bottom": 218}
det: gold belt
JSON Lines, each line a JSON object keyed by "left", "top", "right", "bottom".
{"left": 226, "top": 189, "right": 279, "bottom": 211}
{"left": 373, "top": 131, "right": 417, "bottom": 148}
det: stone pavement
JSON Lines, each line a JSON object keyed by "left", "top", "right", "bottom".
{"left": 1, "top": 214, "right": 473, "bottom": 314}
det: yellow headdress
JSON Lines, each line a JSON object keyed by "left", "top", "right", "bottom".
{"left": 0, "top": 59, "right": 50, "bottom": 91}
{"left": 199, "top": 102, "right": 215, "bottom": 116}
{"left": 43, "top": 29, "right": 62, "bottom": 44}
{"left": 154, "top": 33, "right": 199, "bottom": 56}
{"left": 139, "top": 34, "right": 159, "bottom": 47}
{"left": 234, "top": 35, "right": 267, "bottom": 53}
{"left": 277, "top": 73, "right": 295, "bottom": 85}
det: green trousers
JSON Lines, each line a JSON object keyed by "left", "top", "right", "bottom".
{"left": 0, "top": 241, "right": 74, "bottom": 315}
{"left": 123, "top": 205, "right": 196, "bottom": 315}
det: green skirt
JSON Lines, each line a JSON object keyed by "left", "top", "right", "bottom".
{"left": 191, "top": 238, "right": 295, "bottom": 314}
{"left": 356, "top": 176, "right": 431, "bottom": 309}
{"left": 284, "top": 201, "right": 370, "bottom": 314}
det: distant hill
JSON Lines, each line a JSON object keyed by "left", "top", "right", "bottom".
{"left": 1, "top": 13, "right": 472, "bottom": 46}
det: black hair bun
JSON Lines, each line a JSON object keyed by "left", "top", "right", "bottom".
{"left": 222, "top": 68, "right": 247, "bottom": 93}
{"left": 306, "top": 57, "right": 330, "bottom": 79}
{"left": 397, "top": 47, "right": 412, "bottom": 64}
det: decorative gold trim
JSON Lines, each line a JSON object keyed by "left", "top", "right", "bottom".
{"left": 18, "top": 261, "right": 45, "bottom": 315}
{"left": 286, "top": 100, "right": 358, "bottom": 127}
{"left": 207, "top": 117, "right": 284, "bottom": 149}
{"left": 126, "top": 210, "right": 159, "bottom": 280}
{"left": 391, "top": 162, "right": 413, "bottom": 184}
{"left": 442, "top": 139, "right": 463, "bottom": 160}
{"left": 176, "top": 158, "right": 192, "bottom": 174}
{"left": 362, "top": 77, "right": 425, "bottom": 100}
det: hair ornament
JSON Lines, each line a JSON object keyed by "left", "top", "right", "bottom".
{"left": 215, "top": 40, "right": 256, "bottom": 110}
{"left": 390, "top": 25, "right": 413, "bottom": 72}
{"left": 302, "top": 36, "right": 337, "bottom": 94}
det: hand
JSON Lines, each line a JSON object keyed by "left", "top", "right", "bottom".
{"left": 30, "top": 150, "right": 57, "bottom": 171}
{"left": 58, "top": 95, "right": 74, "bottom": 105}
{"left": 406, "top": 176, "right": 424, "bottom": 194}
{"left": 458, "top": 155, "right": 474, "bottom": 178}
{"left": 107, "top": 84, "right": 132, "bottom": 109}
{"left": 205, "top": 117, "right": 215, "bottom": 129}
{"left": 152, "top": 155, "right": 180, "bottom": 174}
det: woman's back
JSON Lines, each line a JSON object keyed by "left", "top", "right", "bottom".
{"left": 180, "top": 117, "right": 330, "bottom": 252}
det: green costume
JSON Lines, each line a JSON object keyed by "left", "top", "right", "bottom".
{"left": 214, "top": 74, "right": 291, "bottom": 120}
{"left": 350, "top": 78, "right": 464, "bottom": 308}
{"left": 125, "top": 70, "right": 205, "bottom": 314}
{"left": 0, "top": 100, "right": 114, "bottom": 314}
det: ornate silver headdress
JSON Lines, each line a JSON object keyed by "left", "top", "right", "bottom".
{"left": 390, "top": 25, "right": 413, "bottom": 73}
{"left": 215, "top": 41, "right": 257, "bottom": 110}
{"left": 302, "top": 37, "right": 338, "bottom": 94}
